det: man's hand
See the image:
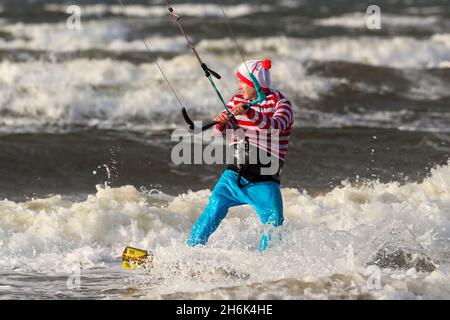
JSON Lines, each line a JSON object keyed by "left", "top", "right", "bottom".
{"left": 231, "top": 103, "right": 249, "bottom": 116}
{"left": 214, "top": 112, "right": 229, "bottom": 125}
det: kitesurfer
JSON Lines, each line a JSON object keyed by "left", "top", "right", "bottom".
{"left": 187, "top": 59, "right": 294, "bottom": 251}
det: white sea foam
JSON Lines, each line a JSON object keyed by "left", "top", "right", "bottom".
{"left": 0, "top": 21, "right": 188, "bottom": 52}
{"left": 299, "top": 109, "right": 450, "bottom": 133}
{"left": 314, "top": 13, "right": 443, "bottom": 29}
{"left": 44, "top": 3, "right": 272, "bottom": 18}
{"left": 1, "top": 19, "right": 449, "bottom": 134}
{"left": 0, "top": 160, "right": 449, "bottom": 298}
{"left": 201, "top": 34, "right": 450, "bottom": 69}
{"left": 2, "top": 18, "right": 450, "bottom": 70}
{"left": 403, "top": 6, "right": 446, "bottom": 15}
{"left": 0, "top": 57, "right": 235, "bottom": 133}
{"left": 0, "top": 55, "right": 448, "bottom": 133}
{"left": 0, "top": 54, "right": 374, "bottom": 133}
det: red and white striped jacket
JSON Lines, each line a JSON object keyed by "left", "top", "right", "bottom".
{"left": 215, "top": 89, "right": 294, "bottom": 160}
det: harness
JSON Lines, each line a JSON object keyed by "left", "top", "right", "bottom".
{"left": 231, "top": 120, "right": 284, "bottom": 188}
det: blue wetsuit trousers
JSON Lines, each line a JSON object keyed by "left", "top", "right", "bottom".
{"left": 186, "top": 169, "right": 284, "bottom": 251}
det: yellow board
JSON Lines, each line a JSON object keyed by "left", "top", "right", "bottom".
{"left": 122, "top": 246, "right": 152, "bottom": 270}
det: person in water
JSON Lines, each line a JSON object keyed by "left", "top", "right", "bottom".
{"left": 186, "top": 59, "right": 294, "bottom": 251}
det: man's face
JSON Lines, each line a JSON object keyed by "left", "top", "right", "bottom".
{"left": 237, "top": 79, "right": 256, "bottom": 100}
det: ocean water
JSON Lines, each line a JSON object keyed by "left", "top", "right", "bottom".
{"left": 0, "top": 0, "right": 449, "bottom": 299}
